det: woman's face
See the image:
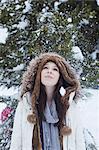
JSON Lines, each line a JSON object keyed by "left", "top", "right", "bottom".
{"left": 41, "top": 61, "right": 60, "bottom": 87}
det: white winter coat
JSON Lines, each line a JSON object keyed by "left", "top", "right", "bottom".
{"left": 10, "top": 92, "right": 86, "bottom": 150}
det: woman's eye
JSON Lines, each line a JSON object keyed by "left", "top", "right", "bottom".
{"left": 43, "top": 66, "right": 48, "bottom": 69}
{"left": 53, "top": 68, "right": 59, "bottom": 71}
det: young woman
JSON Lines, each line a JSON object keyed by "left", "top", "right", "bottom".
{"left": 10, "top": 52, "right": 86, "bottom": 150}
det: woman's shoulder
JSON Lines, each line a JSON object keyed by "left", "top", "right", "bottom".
{"left": 19, "top": 92, "right": 32, "bottom": 109}
{"left": 22, "top": 91, "right": 31, "bottom": 99}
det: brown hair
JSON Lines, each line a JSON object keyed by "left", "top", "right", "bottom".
{"left": 37, "top": 72, "right": 72, "bottom": 130}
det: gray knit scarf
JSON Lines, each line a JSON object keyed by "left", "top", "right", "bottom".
{"left": 42, "top": 100, "right": 61, "bottom": 150}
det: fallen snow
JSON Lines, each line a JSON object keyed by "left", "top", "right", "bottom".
{"left": 0, "top": 27, "right": 8, "bottom": 44}
{"left": 72, "top": 46, "right": 84, "bottom": 61}
{"left": 96, "top": 0, "right": 99, "bottom": 5}
{"left": 78, "top": 89, "right": 99, "bottom": 149}
{"left": 0, "top": 86, "right": 18, "bottom": 97}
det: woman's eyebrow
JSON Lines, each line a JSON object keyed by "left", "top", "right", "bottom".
{"left": 53, "top": 65, "right": 58, "bottom": 67}
{"left": 43, "top": 63, "right": 58, "bottom": 68}
{"left": 43, "top": 64, "right": 48, "bottom": 66}
{"left": 53, "top": 65, "right": 59, "bottom": 68}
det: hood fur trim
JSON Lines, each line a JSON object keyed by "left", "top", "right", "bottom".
{"left": 21, "top": 52, "right": 79, "bottom": 97}
{"left": 21, "top": 52, "right": 80, "bottom": 124}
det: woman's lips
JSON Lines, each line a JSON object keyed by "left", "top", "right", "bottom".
{"left": 45, "top": 75, "right": 53, "bottom": 79}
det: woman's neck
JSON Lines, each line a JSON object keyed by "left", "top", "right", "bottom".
{"left": 45, "top": 86, "right": 55, "bottom": 105}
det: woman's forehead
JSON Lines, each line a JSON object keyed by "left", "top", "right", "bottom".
{"left": 44, "top": 61, "right": 58, "bottom": 67}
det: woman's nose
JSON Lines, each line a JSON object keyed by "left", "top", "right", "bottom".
{"left": 47, "top": 69, "right": 52, "bottom": 74}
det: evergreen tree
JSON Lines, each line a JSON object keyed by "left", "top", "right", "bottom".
{"left": 58, "top": 0, "right": 99, "bottom": 88}
{"left": 0, "top": 0, "right": 98, "bottom": 88}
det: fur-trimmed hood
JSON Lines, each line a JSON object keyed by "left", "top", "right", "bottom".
{"left": 21, "top": 52, "right": 79, "bottom": 97}
{"left": 20, "top": 52, "right": 80, "bottom": 125}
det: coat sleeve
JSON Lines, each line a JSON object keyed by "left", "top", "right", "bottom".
{"left": 10, "top": 100, "right": 23, "bottom": 150}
